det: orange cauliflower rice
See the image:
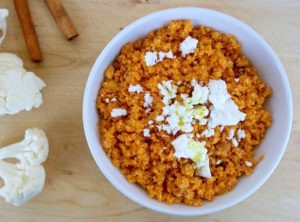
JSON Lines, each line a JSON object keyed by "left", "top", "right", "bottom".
{"left": 97, "top": 20, "right": 272, "bottom": 206}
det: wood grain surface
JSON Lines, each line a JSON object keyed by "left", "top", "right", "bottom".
{"left": 0, "top": 0, "right": 299, "bottom": 221}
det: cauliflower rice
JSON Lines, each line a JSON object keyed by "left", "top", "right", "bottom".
{"left": 96, "top": 20, "right": 272, "bottom": 206}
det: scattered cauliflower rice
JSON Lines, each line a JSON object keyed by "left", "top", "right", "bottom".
{"left": 97, "top": 20, "right": 272, "bottom": 206}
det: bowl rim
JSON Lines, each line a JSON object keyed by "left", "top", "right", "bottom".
{"left": 83, "top": 7, "right": 293, "bottom": 216}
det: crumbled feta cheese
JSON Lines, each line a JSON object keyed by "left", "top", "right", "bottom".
{"left": 143, "top": 128, "right": 150, "bottom": 137}
{"left": 186, "top": 133, "right": 194, "bottom": 138}
{"left": 158, "top": 50, "right": 175, "bottom": 61}
{"left": 220, "top": 125, "right": 224, "bottom": 132}
{"left": 155, "top": 79, "right": 244, "bottom": 139}
{"left": 105, "top": 98, "right": 110, "bottom": 103}
{"left": 0, "top": 9, "right": 8, "bottom": 45}
{"left": 171, "top": 134, "right": 211, "bottom": 178}
{"left": 162, "top": 124, "right": 172, "bottom": 134}
{"left": 245, "top": 161, "right": 252, "bottom": 167}
{"left": 157, "top": 80, "right": 209, "bottom": 135}
{"left": 208, "top": 80, "right": 231, "bottom": 109}
{"left": 144, "top": 52, "right": 158, "bottom": 66}
{"left": 227, "top": 128, "right": 235, "bottom": 140}
{"left": 145, "top": 50, "right": 175, "bottom": 67}
{"left": 191, "top": 79, "right": 197, "bottom": 87}
{"left": 234, "top": 78, "right": 240, "bottom": 83}
{"left": 207, "top": 80, "right": 246, "bottom": 129}
{"left": 196, "top": 133, "right": 200, "bottom": 138}
{"left": 237, "top": 128, "right": 246, "bottom": 142}
{"left": 128, "top": 84, "right": 143, "bottom": 94}
{"left": 193, "top": 106, "right": 209, "bottom": 124}
{"left": 148, "top": 120, "right": 153, "bottom": 125}
{"left": 111, "top": 97, "right": 117, "bottom": 102}
{"left": 164, "top": 101, "right": 194, "bottom": 134}
{"left": 201, "top": 128, "right": 214, "bottom": 137}
{"left": 158, "top": 51, "right": 165, "bottom": 61}
{"left": 209, "top": 100, "right": 246, "bottom": 129}
{"left": 156, "top": 115, "right": 164, "bottom": 122}
{"left": 232, "top": 138, "right": 238, "bottom": 147}
{"left": 143, "top": 92, "right": 153, "bottom": 108}
{"left": 157, "top": 125, "right": 163, "bottom": 131}
{"left": 145, "top": 108, "right": 151, "bottom": 113}
{"left": 165, "top": 50, "right": 175, "bottom": 59}
{"left": 157, "top": 80, "right": 178, "bottom": 105}
{"left": 190, "top": 81, "right": 209, "bottom": 105}
{"left": 111, "top": 108, "right": 127, "bottom": 117}
{"left": 180, "top": 36, "right": 198, "bottom": 57}
{"left": 216, "top": 159, "right": 222, "bottom": 165}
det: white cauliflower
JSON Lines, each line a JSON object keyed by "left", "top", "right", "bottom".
{"left": 0, "top": 9, "right": 8, "bottom": 45}
{"left": 0, "top": 53, "right": 46, "bottom": 116}
{"left": 0, "top": 128, "right": 49, "bottom": 206}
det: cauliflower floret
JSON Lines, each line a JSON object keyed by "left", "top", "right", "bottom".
{"left": 0, "top": 53, "right": 46, "bottom": 116}
{"left": 0, "top": 9, "right": 8, "bottom": 45}
{"left": 0, "top": 128, "right": 49, "bottom": 206}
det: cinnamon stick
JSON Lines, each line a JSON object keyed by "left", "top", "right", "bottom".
{"left": 14, "top": 0, "right": 43, "bottom": 62}
{"left": 44, "top": 0, "right": 79, "bottom": 41}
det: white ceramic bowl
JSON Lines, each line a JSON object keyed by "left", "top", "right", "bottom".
{"left": 83, "top": 7, "right": 293, "bottom": 216}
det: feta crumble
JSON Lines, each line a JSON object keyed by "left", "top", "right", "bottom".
{"left": 165, "top": 50, "right": 175, "bottom": 59}
{"left": 171, "top": 134, "right": 211, "bottom": 178}
{"left": 157, "top": 125, "right": 163, "bottom": 131}
{"left": 157, "top": 80, "right": 178, "bottom": 105}
{"left": 205, "top": 80, "right": 246, "bottom": 136}
{"left": 111, "top": 97, "right": 117, "bottom": 102}
{"left": 227, "top": 128, "right": 235, "bottom": 140}
{"left": 237, "top": 128, "right": 246, "bottom": 142}
{"left": 245, "top": 161, "right": 253, "bottom": 167}
{"left": 105, "top": 98, "right": 110, "bottom": 103}
{"left": 216, "top": 159, "right": 222, "bottom": 165}
{"left": 143, "top": 92, "right": 153, "bottom": 108}
{"left": 128, "top": 84, "right": 143, "bottom": 94}
{"left": 158, "top": 51, "right": 165, "bottom": 61}
{"left": 190, "top": 81, "right": 209, "bottom": 105}
{"left": 148, "top": 120, "right": 153, "bottom": 125}
{"left": 155, "top": 79, "right": 246, "bottom": 145}
{"left": 158, "top": 50, "right": 175, "bottom": 61}
{"left": 220, "top": 125, "right": 224, "bottom": 132}
{"left": 144, "top": 52, "right": 158, "bottom": 66}
{"left": 157, "top": 80, "right": 209, "bottom": 135}
{"left": 145, "top": 50, "right": 175, "bottom": 67}
{"left": 180, "top": 36, "right": 198, "bottom": 57}
{"left": 156, "top": 115, "right": 164, "bottom": 122}
{"left": 143, "top": 128, "right": 150, "bottom": 137}
{"left": 111, "top": 108, "right": 127, "bottom": 117}
{"left": 232, "top": 138, "right": 238, "bottom": 147}
{"left": 201, "top": 128, "right": 214, "bottom": 137}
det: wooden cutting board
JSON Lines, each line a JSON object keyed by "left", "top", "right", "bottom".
{"left": 0, "top": 0, "right": 299, "bottom": 221}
